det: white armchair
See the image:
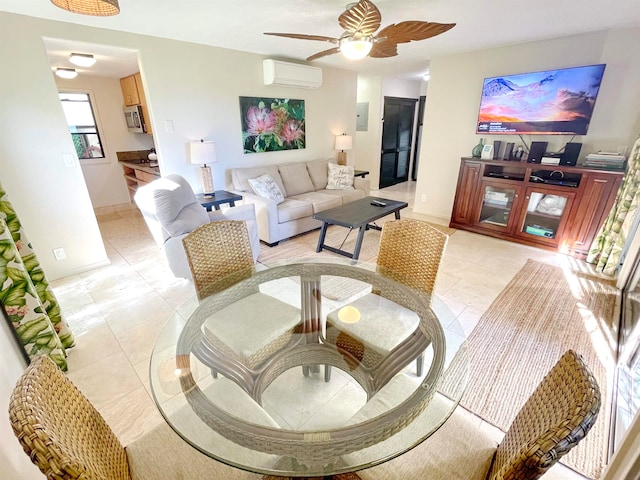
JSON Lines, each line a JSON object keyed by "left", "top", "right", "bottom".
{"left": 134, "top": 174, "right": 260, "bottom": 279}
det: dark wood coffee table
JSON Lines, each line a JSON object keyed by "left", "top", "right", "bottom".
{"left": 313, "top": 196, "right": 408, "bottom": 259}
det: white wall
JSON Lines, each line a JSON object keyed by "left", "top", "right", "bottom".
{"left": 0, "top": 12, "right": 357, "bottom": 282}
{"left": 381, "top": 77, "right": 422, "bottom": 99}
{"left": 356, "top": 75, "right": 383, "bottom": 188}
{"left": 137, "top": 42, "right": 357, "bottom": 192}
{"left": 56, "top": 75, "right": 155, "bottom": 208}
{"left": 0, "top": 14, "right": 109, "bottom": 281}
{"left": 415, "top": 27, "right": 640, "bottom": 219}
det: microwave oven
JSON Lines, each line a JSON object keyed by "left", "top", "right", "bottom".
{"left": 124, "top": 105, "right": 145, "bottom": 133}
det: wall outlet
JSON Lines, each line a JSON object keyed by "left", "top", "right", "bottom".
{"left": 421, "top": 194, "right": 427, "bottom": 202}
{"left": 52, "top": 247, "right": 66, "bottom": 260}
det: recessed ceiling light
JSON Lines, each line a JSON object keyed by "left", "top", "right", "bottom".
{"left": 55, "top": 68, "right": 78, "bottom": 79}
{"left": 69, "top": 53, "right": 96, "bottom": 67}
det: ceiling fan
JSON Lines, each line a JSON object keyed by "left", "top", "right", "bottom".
{"left": 264, "top": 0, "right": 455, "bottom": 61}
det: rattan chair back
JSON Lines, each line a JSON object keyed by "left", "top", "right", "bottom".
{"left": 183, "top": 220, "right": 255, "bottom": 300}
{"left": 376, "top": 219, "right": 448, "bottom": 297}
{"left": 9, "top": 356, "right": 131, "bottom": 480}
{"left": 487, "top": 349, "right": 601, "bottom": 480}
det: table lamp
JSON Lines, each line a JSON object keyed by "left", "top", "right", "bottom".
{"left": 335, "top": 134, "right": 352, "bottom": 166}
{"left": 189, "top": 140, "right": 217, "bottom": 197}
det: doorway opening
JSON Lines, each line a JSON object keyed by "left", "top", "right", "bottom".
{"left": 379, "top": 96, "right": 417, "bottom": 189}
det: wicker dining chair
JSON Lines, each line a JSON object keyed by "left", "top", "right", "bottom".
{"left": 355, "top": 349, "right": 601, "bottom": 480}
{"left": 182, "top": 220, "right": 301, "bottom": 369}
{"left": 324, "top": 219, "right": 448, "bottom": 380}
{"left": 8, "top": 355, "right": 261, "bottom": 480}
{"left": 182, "top": 219, "right": 257, "bottom": 300}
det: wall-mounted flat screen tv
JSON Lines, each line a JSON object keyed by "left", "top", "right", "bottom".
{"left": 476, "top": 64, "right": 606, "bottom": 135}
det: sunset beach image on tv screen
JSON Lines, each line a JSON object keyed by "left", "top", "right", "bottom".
{"left": 476, "top": 64, "right": 606, "bottom": 135}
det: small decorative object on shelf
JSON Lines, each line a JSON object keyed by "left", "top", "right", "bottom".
{"left": 472, "top": 138, "right": 485, "bottom": 157}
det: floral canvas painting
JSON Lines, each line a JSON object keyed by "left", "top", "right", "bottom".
{"left": 240, "top": 97, "right": 305, "bottom": 153}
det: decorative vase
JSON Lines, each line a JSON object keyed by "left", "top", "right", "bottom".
{"left": 472, "top": 138, "right": 484, "bottom": 158}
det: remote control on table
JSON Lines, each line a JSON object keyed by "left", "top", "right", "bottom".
{"left": 370, "top": 200, "right": 386, "bottom": 207}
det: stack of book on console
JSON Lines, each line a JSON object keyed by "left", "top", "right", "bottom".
{"left": 483, "top": 190, "right": 509, "bottom": 207}
{"left": 584, "top": 152, "right": 627, "bottom": 170}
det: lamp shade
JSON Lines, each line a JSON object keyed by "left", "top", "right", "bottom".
{"left": 335, "top": 135, "right": 353, "bottom": 151}
{"left": 189, "top": 140, "right": 217, "bottom": 166}
{"left": 50, "top": 0, "right": 120, "bottom": 16}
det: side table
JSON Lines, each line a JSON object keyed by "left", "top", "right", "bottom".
{"left": 195, "top": 191, "right": 243, "bottom": 212}
{"left": 354, "top": 169, "right": 369, "bottom": 178}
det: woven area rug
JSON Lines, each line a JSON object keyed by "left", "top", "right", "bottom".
{"left": 441, "top": 259, "right": 618, "bottom": 479}
{"left": 257, "top": 220, "right": 456, "bottom": 300}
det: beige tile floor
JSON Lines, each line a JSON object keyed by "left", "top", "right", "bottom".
{"left": 21, "top": 181, "right": 591, "bottom": 479}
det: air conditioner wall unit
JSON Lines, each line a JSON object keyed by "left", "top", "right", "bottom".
{"left": 263, "top": 59, "right": 323, "bottom": 89}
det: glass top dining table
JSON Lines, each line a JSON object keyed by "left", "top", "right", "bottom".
{"left": 150, "top": 259, "right": 469, "bottom": 478}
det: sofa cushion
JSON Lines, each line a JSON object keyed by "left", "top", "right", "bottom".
{"left": 248, "top": 174, "right": 285, "bottom": 204}
{"left": 306, "top": 160, "right": 329, "bottom": 190}
{"left": 231, "top": 165, "right": 286, "bottom": 195}
{"left": 203, "top": 292, "right": 301, "bottom": 368}
{"left": 317, "top": 188, "right": 365, "bottom": 203}
{"left": 327, "top": 163, "right": 355, "bottom": 190}
{"left": 278, "top": 162, "right": 315, "bottom": 196}
{"left": 277, "top": 198, "right": 314, "bottom": 223}
{"left": 289, "top": 191, "right": 342, "bottom": 213}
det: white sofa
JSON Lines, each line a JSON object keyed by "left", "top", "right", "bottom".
{"left": 230, "top": 159, "right": 370, "bottom": 246}
{"left": 135, "top": 174, "right": 260, "bottom": 279}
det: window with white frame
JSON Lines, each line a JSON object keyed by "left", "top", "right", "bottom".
{"left": 59, "top": 92, "right": 105, "bottom": 160}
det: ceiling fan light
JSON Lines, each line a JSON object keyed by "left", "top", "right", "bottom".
{"left": 340, "top": 37, "right": 373, "bottom": 60}
{"left": 55, "top": 68, "right": 78, "bottom": 79}
{"left": 50, "top": 0, "right": 120, "bottom": 16}
{"left": 69, "top": 53, "right": 96, "bottom": 67}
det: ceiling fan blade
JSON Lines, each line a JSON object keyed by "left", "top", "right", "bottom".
{"left": 369, "top": 41, "right": 398, "bottom": 58}
{"left": 264, "top": 32, "right": 339, "bottom": 44}
{"left": 306, "top": 47, "right": 342, "bottom": 61}
{"left": 338, "top": 0, "right": 382, "bottom": 35}
{"left": 376, "top": 21, "right": 456, "bottom": 44}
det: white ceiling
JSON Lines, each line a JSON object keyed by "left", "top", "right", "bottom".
{"left": 3, "top": 0, "right": 640, "bottom": 80}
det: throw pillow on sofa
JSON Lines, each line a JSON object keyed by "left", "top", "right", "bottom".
{"left": 248, "top": 174, "right": 285, "bottom": 204}
{"left": 327, "top": 163, "right": 355, "bottom": 190}
{"left": 278, "top": 163, "right": 315, "bottom": 196}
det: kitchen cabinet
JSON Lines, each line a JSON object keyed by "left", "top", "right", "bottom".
{"left": 450, "top": 157, "right": 624, "bottom": 258}
{"left": 120, "top": 74, "right": 140, "bottom": 106}
{"left": 451, "top": 160, "right": 480, "bottom": 225}
{"left": 120, "top": 161, "right": 160, "bottom": 202}
{"left": 120, "top": 73, "right": 153, "bottom": 135}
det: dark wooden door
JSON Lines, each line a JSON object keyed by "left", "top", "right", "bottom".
{"left": 412, "top": 96, "right": 426, "bottom": 181}
{"left": 380, "top": 97, "right": 417, "bottom": 189}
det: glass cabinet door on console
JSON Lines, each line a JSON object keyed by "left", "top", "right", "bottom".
{"left": 515, "top": 186, "right": 576, "bottom": 247}
{"left": 475, "top": 182, "right": 523, "bottom": 233}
